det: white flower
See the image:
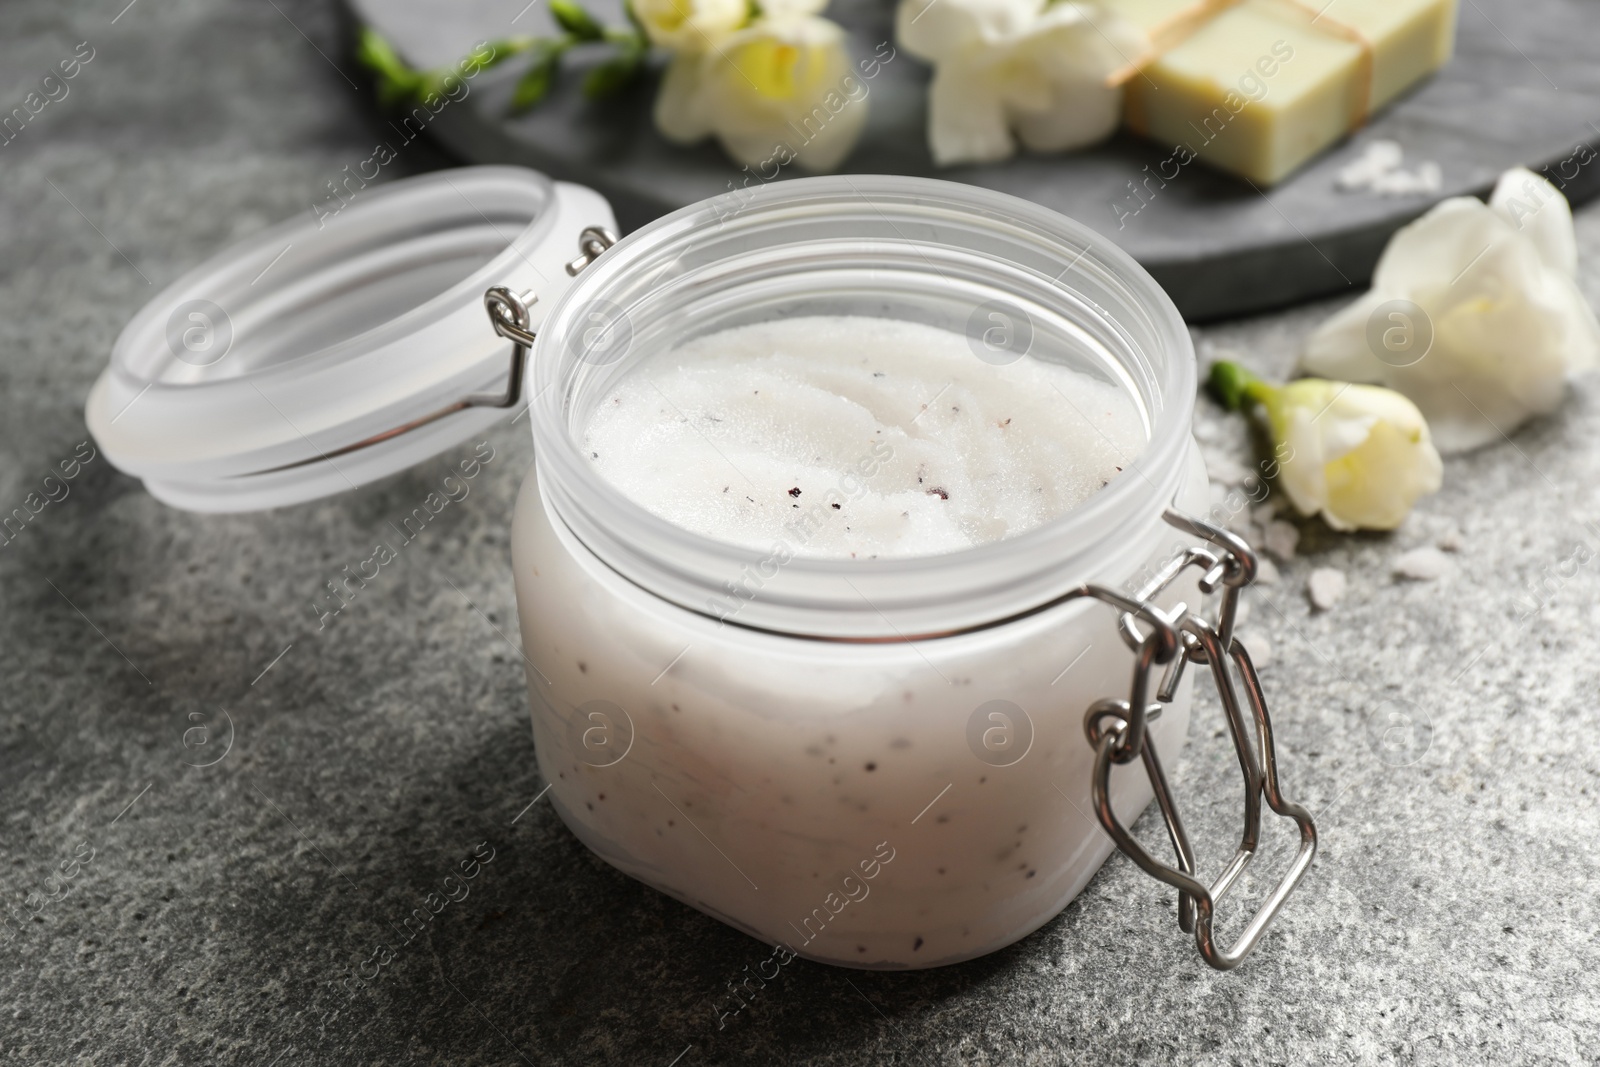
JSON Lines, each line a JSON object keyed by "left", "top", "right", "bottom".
{"left": 1211, "top": 364, "right": 1442, "bottom": 532}
{"left": 1303, "top": 166, "right": 1600, "bottom": 453}
{"left": 630, "top": 0, "right": 749, "bottom": 52}
{"left": 654, "top": 50, "right": 716, "bottom": 143}
{"left": 662, "top": 15, "right": 867, "bottom": 173}
{"left": 759, "top": 0, "right": 830, "bottom": 15}
{"left": 895, "top": 0, "right": 1143, "bottom": 166}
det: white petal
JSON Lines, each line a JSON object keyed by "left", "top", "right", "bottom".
{"left": 895, "top": 0, "right": 1043, "bottom": 60}
{"left": 1302, "top": 289, "right": 1389, "bottom": 383}
{"left": 1004, "top": 6, "right": 1138, "bottom": 152}
{"left": 1490, "top": 166, "right": 1578, "bottom": 278}
{"left": 1276, "top": 405, "right": 1328, "bottom": 522}
{"left": 927, "top": 61, "right": 1014, "bottom": 165}
{"left": 653, "top": 51, "right": 713, "bottom": 144}
{"left": 759, "top": 0, "right": 829, "bottom": 15}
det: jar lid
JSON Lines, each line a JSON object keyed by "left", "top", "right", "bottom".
{"left": 84, "top": 166, "right": 615, "bottom": 512}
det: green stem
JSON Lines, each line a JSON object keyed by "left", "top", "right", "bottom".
{"left": 1207, "top": 360, "right": 1277, "bottom": 413}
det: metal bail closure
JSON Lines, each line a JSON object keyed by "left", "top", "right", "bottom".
{"left": 1084, "top": 508, "right": 1317, "bottom": 971}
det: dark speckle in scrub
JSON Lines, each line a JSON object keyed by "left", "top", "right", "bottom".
{"left": 577, "top": 661, "right": 587, "bottom": 673}
{"left": 936, "top": 814, "right": 949, "bottom": 824}
{"left": 1027, "top": 870, "right": 1037, "bottom": 878}
{"left": 913, "top": 937, "right": 924, "bottom": 951}
{"left": 927, "top": 487, "right": 949, "bottom": 500}
{"left": 788, "top": 487, "right": 802, "bottom": 497}
{"left": 864, "top": 762, "right": 876, "bottom": 772}
{"left": 857, "top": 946, "right": 867, "bottom": 954}
{"left": 831, "top": 503, "right": 841, "bottom": 510}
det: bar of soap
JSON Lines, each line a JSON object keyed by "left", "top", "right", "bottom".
{"left": 1104, "top": 0, "right": 1457, "bottom": 184}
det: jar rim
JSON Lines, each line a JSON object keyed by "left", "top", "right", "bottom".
{"left": 528, "top": 175, "right": 1195, "bottom": 639}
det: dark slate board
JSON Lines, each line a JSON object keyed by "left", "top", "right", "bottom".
{"left": 342, "top": 0, "right": 1600, "bottom": 320}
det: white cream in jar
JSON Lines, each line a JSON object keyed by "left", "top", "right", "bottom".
{"left": 513, "top": 175, "right": 1209, "bottom": 968}
{"left": 583, "top": 315, "right": 1143, "bottom": 559}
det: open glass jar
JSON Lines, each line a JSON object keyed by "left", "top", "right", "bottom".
{"left": 86, "top": 167, "right": 1314, "bottom": 973}
{"left": 514, "top": 176, "right": 1313, "bottom": 969}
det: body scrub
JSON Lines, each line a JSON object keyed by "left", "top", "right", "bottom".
{"left": 582, "top": 315, "right": 1143, "bottom": 559}
{"left": 511, "top": 175, "right": 1305, "bottom": 969}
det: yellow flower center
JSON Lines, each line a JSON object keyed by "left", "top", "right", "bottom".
{"left": 733, "top": 39, "right": 811, "bottom": 100}
{"left": 652, "top": 1, "right": 688, "bottom": 32}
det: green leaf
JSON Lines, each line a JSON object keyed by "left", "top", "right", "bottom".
{"left": 550, "top": 0, "right": 605, "bottom": 40}
{"left": 510, "top": 47, "right": 562, "bottom": 112}
{"left": 355, "top": 28, "right": 423, "bottom": 105}
{"left": 581, "top": 48, "right": 643, "bottom": 99}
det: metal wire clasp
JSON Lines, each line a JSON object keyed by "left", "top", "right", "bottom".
{"left": 475, "top": 225, "right": 618, "bottom": 412}
{"left": 1084, "top": 508, "right": 1317, "bottom": 971}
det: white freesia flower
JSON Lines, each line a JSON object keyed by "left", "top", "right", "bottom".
{"left": 759, "top": 0, "right": 830, "bottom": 15}
{"left": 1303, "top": 166, "right": 1600, "bottom": 453}
{"left": 630, "top": 0, "right": 748, "bottom": 52}
{"left": 895, "top": 0, "right": 1144, "bottom": 166}
{"left": 1212, "top": 364, "right": 1442, "bottom": 532}
{"left": 663, "top": 14, "right": 867, "bottom": 172}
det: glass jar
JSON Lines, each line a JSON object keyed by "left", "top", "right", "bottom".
{"left": 511, "top": 176, "right": 1212, "bottom": 968}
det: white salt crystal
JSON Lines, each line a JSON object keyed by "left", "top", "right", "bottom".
{"left": 1393, "top": 546, "right": 1449, "bottom": 581}
{"left": 1308, "top": 567, "right": 1346, "bottom": 611}
{"left": 1264, "top": 520, "right": 1300, "bottom": 561}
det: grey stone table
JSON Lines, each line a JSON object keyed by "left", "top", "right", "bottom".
{"left": 3, "top": 2, "right": 1598, "bottom": 1064}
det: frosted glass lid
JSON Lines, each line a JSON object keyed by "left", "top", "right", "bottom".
{"left": 84, "top": 166, "right": 614, "bottom": 512}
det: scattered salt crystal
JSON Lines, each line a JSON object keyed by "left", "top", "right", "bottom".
{"left": 1264, "top": 519, "right": 1300, "bottom": 561}
{"left": 1206, "top": 453, "right": 1250, "bottom": 487}
{"left": 1336, "top": 140, "right": 1403, "bottom": 189}
{"left": 1308, "top": 567, "right": 1346, "bottom": 611}
{"left": 1393, "top": 546, "right": 1449, "bottom": 581}
{"left": 1437, "top": 528, "right": 1463, "bottom": 553}
{"left": 1251, "top": 502, "right": 1278, "bottom": 529}
{"left": 1253, "top": 556, "right": 1281, "bottom": 586}
{"left": 1335, "top": 139, "right": 1441, "bottom": 198}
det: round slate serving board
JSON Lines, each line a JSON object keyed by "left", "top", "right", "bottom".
{"left": 342, "top": 0, "right": 1600, "bottom": 320}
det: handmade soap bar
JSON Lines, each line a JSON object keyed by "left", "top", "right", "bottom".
{"left": 1104, "top": 0, "right": 1458, "bottom": 184}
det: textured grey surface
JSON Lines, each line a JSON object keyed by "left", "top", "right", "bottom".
{"left": 3, "top": 2, "right": 1600, "bottom": 1065}
{"left": 349, "top": 0, "right": 1600, "bottom": 319}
